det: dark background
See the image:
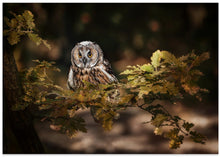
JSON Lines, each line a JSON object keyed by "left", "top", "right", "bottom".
{"left": 3, "top": 3, "right": 218, "bottom": 154}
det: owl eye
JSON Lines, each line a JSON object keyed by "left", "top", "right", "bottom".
{"left": 87, "top": 51, "right": 92, "bottom": 58}
{"left": 78, "top": 52, "right": 82, "bottom": 58}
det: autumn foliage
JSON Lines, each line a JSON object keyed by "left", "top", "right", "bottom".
{"left": 4, "top": 10, "right": 209, "bottom": 149}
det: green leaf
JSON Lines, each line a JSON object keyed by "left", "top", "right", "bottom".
{"left": 39, "top": 104, "right": 52, "bottom": 110}
{"left": 120, "top": 69, "right": 134, "bottom": 75}
{"left": 151, "top": 114, "right": 168, "bottom": 127}
{"left": 102, "top": 118, "right": 113, "bottom": 131}
{"left": 7, "top": 31, "right": 20, "bottom": 45}
{"left": 193, "top": 52, "right": 210, "bottom": 67}
{"left": 22, "top": 10, "right": 34, "bottom": 19}
{"left": 190, "top": 131, "right": 206, "bottom": 144}
{"left": 11, "top": 102, "right": 29, "bottom": 111}
{"left": 138, "top": 85, "right": 152, "bottom": 99}
{"left": 9, "top": 18, "right": 18, "bottom": 28}
{"left": 42, "top": 39, "right": 51, "bottom": 50}
{"left": 27, "top": 33, "right": 42, "bottom": 46}
{"left": 165, "top": 128, "right": 179, "bottom": 139}
{"left": 16, "top": 14, "right": 24, "bottom": 22}
{"left": 22, "top": 10, "right": 35, "bottom": 29}
{"left": 169, "top": 135, "right": 184, "bottom": 149}
{"left": 152, "top": 84, "right": 166, "bottom": 94}
{"left": 3, "top": 30, "right": 10, "bottom": 36}
{"left": 140, "top": 64, "right": 154, "bottom": 72}
{"left": 52, "top": 116, "right": 87, "bottom": 138}
{"left": 165, "top": 128, "right": 184, "bottom": 149}
{"left": 127, "top": 75, "right": 136, "bottom": 81}
{"left": 118, "top": 94, "right": 134, "bottom": 104}
{"left": 151, "top": 50, "right": 161, "bottom": 68}
{"left": 160, "top": 50, "right": 178, "bottom": 65}
{"left": 165, "top": 82, "right": 179, "bottom": 96}
{"left": 182, "top": 122, "right": 194, "bottom": 132}
{"left": 182, "top": 84, "right": 200, "bottom": 95}
{"left": 4, "top": 10, "right": 50, "bottom": 49}
{"left": 4, "top": 17, "right": 10, "bottom": 27}
{"left": 173, "top": 116, "right": 181, "bottom": 122}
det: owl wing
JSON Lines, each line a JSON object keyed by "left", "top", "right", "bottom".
{"left": 91, "top": 59, "right": 119, "bottom": 123}
{"left": 100, "top": 59, "right": 118, "bottom": 83}
{"left": 67, "top": 66, "right": 75, "bottom": 90}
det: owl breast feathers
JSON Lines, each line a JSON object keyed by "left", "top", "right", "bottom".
{"left": 67, "top": 41, "right": 118, "bottom": 90}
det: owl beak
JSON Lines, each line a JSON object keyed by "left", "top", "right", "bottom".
{"left": 82, "top": 57, "right": 87, "bottom": 65}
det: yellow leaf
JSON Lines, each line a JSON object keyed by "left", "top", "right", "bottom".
{"left": 50, "top": 124, "right": 62, "bottom": 131}
{"left": 102, "top": 119, "right": 113, "bottom": 131}
{"left": 154, "top": 127, "right": 163, "bottom": 135}
{"left": 182, "top": 84, "right": 200, "bottom": 95}
{"left": 67, "top": 109, "right": 76, "bottom": 118}
{"left": 42, "top": 39, "right": 51, "bottom": 50}
{"left": 27, "top": 33, "right": 42, "bottom": 46}
{"left": 9, "top": 18, "right": 18, "bottom": 28}
{"left": 118, "top": 94, "right": 133, "bottom": 104}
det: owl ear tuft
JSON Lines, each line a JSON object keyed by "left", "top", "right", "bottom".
{"left": 93, "top": 43, "right": 103, "bottom": 53}
{"left": 71, "top": 44, "right": 79, "bottom": 66}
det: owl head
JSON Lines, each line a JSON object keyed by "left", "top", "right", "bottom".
{"left": 71, "top": 41, "right": 104, "bottom": 68}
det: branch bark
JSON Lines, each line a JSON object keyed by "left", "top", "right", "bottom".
{"left": 3, "top": 39, "right": 45, "bottom": 153}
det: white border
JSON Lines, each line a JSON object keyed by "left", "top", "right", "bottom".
{"left": 1, "top": 1, "right": 219, "bottom": 157}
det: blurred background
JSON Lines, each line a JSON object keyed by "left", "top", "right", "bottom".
{"left": 3, "top": 3, "right": 218, "bottom": 154}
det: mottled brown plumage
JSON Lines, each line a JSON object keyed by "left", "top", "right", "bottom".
{"left": 67, "top": 41, "right": 118, "bottom": 122}
{"left": 68, "top": 41, "right": 118, "bottom": 90}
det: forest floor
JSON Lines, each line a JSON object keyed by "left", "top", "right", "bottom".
{"left": 34, "top": 99, "right": 218, "bottom": 154}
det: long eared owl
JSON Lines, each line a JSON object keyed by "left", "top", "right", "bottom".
{"left": 67, "top": 41, "right": 118, "bottom": 122}
{"left": 67, "top": 41, "right": 118, "bottom": 89}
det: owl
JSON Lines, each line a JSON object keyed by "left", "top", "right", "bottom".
{"left": 67, "top": 41, "right": 118, "bottom": 89}
{"left": 67, "top": 41, "right": 118, "bottom": 122}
